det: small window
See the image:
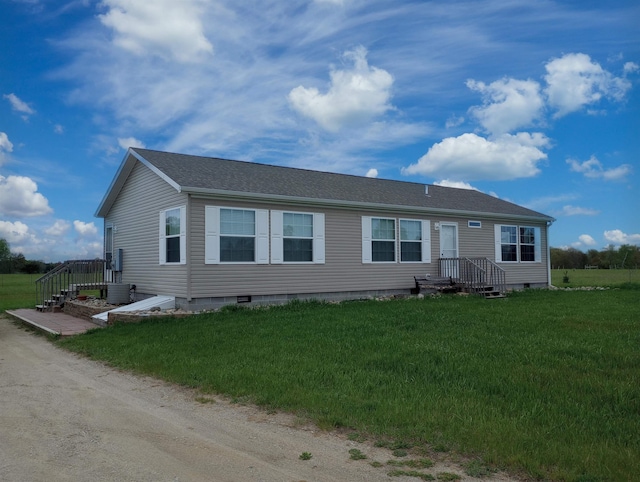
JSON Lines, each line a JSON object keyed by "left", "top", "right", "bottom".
{"left": 220, "top": 209, "right": 256, "bottom": 262}
{"left": 159, "top": 206, "right": 186, "bottom": 265}
{"left": 468, "top": 220, "right": 482, "bottom": 228}
{"left": 400, "top": 219, "right": 422, "bottom": 262}
{"left": 283, "top": 212, "right": 313, "bottom": 262}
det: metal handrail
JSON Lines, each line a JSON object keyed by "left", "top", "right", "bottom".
{"left": 439, "top": 257, "right": 506, "bottom": 296}
{"left": 35, "top": 259, "right": 107, "bottom": 310}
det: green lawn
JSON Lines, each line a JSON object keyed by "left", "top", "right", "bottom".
{"left": 551, "top": 267, "right": 639, "bottom": 287}
{"left": 60, "top": 287, "right": 640, "bottom": 482}
{"left": 0, "top": 273, "right": 38, "bottom": 311}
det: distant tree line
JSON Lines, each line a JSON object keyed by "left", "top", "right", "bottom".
{"left": 0, "top": 238, "right": 60, "bottom": 275}
{"left": 551, "top": 244, "right": 640, "bottom": 270}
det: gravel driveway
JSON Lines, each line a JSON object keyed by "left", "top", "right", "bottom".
{"left": 0, "top": 316, "right": 516, "bottom": 482}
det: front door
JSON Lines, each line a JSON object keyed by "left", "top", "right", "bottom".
{"left": 440, "top": 223, "right": 459, "bottom": 278}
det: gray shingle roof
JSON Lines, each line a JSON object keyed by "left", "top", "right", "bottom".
{"left": 102, "top": 148, "right": 553, "bottom": 221}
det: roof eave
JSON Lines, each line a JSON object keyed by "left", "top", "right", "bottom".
{"left": 183, "top": 186, "right": 555, "bottom": 223}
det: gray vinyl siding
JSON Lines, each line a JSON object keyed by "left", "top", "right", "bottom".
{"left": 188, "top": 198, "right": 549, "bottom": 299}
{"left": 104, "top": 162, "right": 188, "bottom": 297}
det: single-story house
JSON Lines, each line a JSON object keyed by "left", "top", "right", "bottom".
{"left": 95, "top": 148, "right": 555, "bottom": 310}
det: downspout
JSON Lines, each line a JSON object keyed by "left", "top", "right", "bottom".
{"left": 546, "top": 220, "right": 554, "bottom": 287}
{"left": 186, "top": 194, "right": 192, "bottom": 304}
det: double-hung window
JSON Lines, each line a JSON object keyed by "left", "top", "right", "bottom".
{"left": 363, "top": 217, "right": 431, "bottom": 263}
{"left": 495, "top": 224, "right": 541, "bottom": 263}
{"left": 205, "top": 206, "right": 269, "bottom": 264}
{"left": 159, "top": 206, "right": 186, "bottom": 264}
{"left": 271, "top": 211, "right": 325, "bottom": 264}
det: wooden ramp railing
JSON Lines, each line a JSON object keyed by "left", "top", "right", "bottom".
{"left": 438, "top": 257, "right": 506, "bottom": 298}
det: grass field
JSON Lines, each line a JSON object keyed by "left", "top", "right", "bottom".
{"left": 59, "top": 286, "right": 640, "bottom": 482}
{"left": 0, "top": 273, "right": 38, "bottom": 311}
{"left": 551, "top": 268, "right": 639, "bottom": 287}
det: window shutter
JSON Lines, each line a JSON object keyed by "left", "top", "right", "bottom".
{"left": 204, "top": 206, "right": 220, "bottom": 264}
{"left": 313, "top": 213, "right": 325, "bottom": 264}
{"left": 159, "top": 211, "right": 166, "bottom": 264}
{"left": 256, "top": 209, "right": 269, "bottom": 264}
{"left": 270, "top": 210, "right": 283, "bottom": 264}
{"left": 179, "top": 205, "right": 187, "bottom": 264}
{"left": 362, "top": 216, "right": 372, "bottom": 263}
{"left": 421, "top": 220, "right": 431, "bottom": 263}
{"left": 534, "top": 226, "right": 542, "bottom": 262}
{"left": 494, "top": 224, "right": 503, "bottom": 262}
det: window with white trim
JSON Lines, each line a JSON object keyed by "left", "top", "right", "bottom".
{"left": 494, "top": 224, "right": 541, "bottom": 263}
{"left": 400, "top": 219, "right": 431, "bottom": 263}
{"left": 205, "top": 206, "right": 269, "bottom": 264}
{"left": 159, "top": 206, "right": 186, "bottom": 264}
{"left": 362, "top": 217, "right": 431, "bottom": 264}
{"left": 271, "top": 211, "right": 325, "bottom": 264}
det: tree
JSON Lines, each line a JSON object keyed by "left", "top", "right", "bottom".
{"left": 0, "top": 238, "right": 12, "bottom": 274}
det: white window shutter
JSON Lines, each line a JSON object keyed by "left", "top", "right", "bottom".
{"left": 313, "top": 213, "right": 325, "bottom": 264}
{"left": 422, "top": 220, "right": 431, "bottom": 263}
{"left": 256, "top": 209, "right": 269, "bottom": 264}
{"left": 362, "top": 216, "right": 372, "bottom": 263}
{"left": 534, "top": 226, "right": 542, "bottom": 262}
{"left": 179, "top": 205, "right": 187, "bottom": 264}
{"left": 159, "top": 211, "right": 166, "bottom": 265}
{"left": 494, "top": 224, "right": 503, "bottom": 262}
{"left": 204, "top": 206, "right": 220, "bottom": 264}
{"left": 270, "top": 210, "right": 283, "bottom": 264}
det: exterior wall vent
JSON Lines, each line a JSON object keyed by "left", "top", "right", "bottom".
{"left": 425, "top": 185, "right": 429, "bottom": 195}
{"left": 237, "top": 295, "right": 252, "bottom": 303}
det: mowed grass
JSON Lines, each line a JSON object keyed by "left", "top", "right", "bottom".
{"left": 60, "top": 287, "right": 640, "bottom": 481}
{"left": 552, "top": 268, "right": 639, "bottom": 287}
{"left": 0, "top": 273, "right": 38, "bottom": 311}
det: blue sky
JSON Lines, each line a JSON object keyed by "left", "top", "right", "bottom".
{"left": 1, "top": 0, "right": 638, "bottom": 262}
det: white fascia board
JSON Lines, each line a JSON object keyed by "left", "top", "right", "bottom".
{"left": 184, "top": 187, "right": 555, "bottom": 224}
{"left": 129, "top": 149, "right": 182, "bottom": 192}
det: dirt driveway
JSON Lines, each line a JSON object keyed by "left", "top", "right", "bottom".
{"left": 0, "top": 316, "right": 517, "bottom": 481}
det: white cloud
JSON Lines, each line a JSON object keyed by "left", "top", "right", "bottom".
{"left": 288, "top": 46, "right": 394, "bottom": 132}
{"left": 567, "top": 156, "right": 632, "bottom": 181}
{"left": 54, "top": 124, "right": 64, "bottom": 134}
{"left": 578, "top": 234, "right": 597, "bottom": 246}
{"left": 3, "top": 93, "right": 35, "bottom": 116}
{"left": 0, "top": 132, "right": 13, "bottom": 165}
{"left": 73, "top": 220, "right": 98, "bottom": 237}
{"left": 118, "top": 136, "right": 145, "bottom": 149}
{"left": 365, "top": 168, "right": 378, "bottom": 178}
{"left": 445, "top": 115, "right": 464, "bottom": 129}
{"left": 623, "top": 62, "right": 639, "bottom": 74}
{"left": 0, "top": 175, "right": 52, "bottom": 217}
{"left": 467, "top": 77, "right": 543, "bottom": 135}
{"left": 604, "top": 229, "right": 640, "bottom": 245}
{"left": 544, "top": 53, "right": 632, "bottom": 118}
{"left": 558, "top": 205, "right": 600, "bottom": 216}
{"left": 98, "top": 0, "right": 213, "bottom": 63}
{"left": 403, "top": 132, "right": 550, "bottom": 181}
{"left": 0, "top": 220, "right": 31, "bottom": 244}
{"left": 434, "top": 179, "right": 478, "bottom": 190}
{"left": 45, "top": 219, "right": 71, "bottom": 236}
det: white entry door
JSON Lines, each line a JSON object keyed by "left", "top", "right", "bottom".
{"left": 440, "top": 223, "right": 459, "bottom": 277}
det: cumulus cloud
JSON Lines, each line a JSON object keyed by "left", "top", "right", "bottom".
{"left": 623, "top": 62, "right": 639, "bottom": 74}
{"left": 45, "top": 219, "right": 71, "bottom": 236}
{"left": 98, "top": 0, "right": 213, "bottom": 63}
{"left": 558, "top": 205, "right": 600, "bottom": 216}
{"left": 118, "top": 136, "right": 145, "bottom": 149}
{"left": 289, "top": 46, "right": 394, "bottom": 132}
{"left": 467, "top": 77, "right": 544, "bottom": 135}
{"left": 402, "top": 132, "right": 550, "bottom": 181}
{"left": 0, "top": 220, "right": 32, "bottom": 244}
{"left": 0, "top": 175, "right": 52, "bottom": 217}
{"left": 567, "top": 156, "right": 632, "bottom": 181}
{"left": 544, "top": 53, "right": 632, "bottom": 118}
{"left": 604, "top": 229, "right": 640, "bottom": 245}
{"left": 3, "top": 93, "right": 35, "bottom": 117}
{"left": 365, "top": 168, "right": 378, "bottom": 178}
{"left": 579, "top": 234, "right": 597, "bottom": 246}
{"left": 73, "top": 220, "right": 98, "bottom": 237}
{"left": 434, "top": 179, "right": 478, "bottom": 190}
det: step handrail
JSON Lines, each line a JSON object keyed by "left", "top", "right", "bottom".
{"left": 35, "top": 259, "right": 107, "bottom": 310}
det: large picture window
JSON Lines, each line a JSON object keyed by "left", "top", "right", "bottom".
{"left": 159, "top": 206, "right": 186, "bottom": 264}
{"left": 205, "top": 206, "right": 269, "bottom": 264}
{"left": 495, "top": 224, "right": 541, "bottom": 263}
{"left": 271, "top": 211, "right": 325, "bottom": 264}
